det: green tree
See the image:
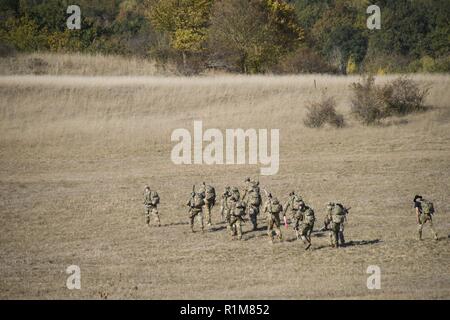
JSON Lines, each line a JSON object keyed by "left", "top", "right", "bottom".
{"left": 146, "top": 0, "right": 213, "bottom": 68}
{"left": 208, "top": 0, "right": 303, "bottom": 73}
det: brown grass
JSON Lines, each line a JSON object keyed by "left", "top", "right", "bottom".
{"left": 0, "top": 69, "right": 450, "bottom": 299}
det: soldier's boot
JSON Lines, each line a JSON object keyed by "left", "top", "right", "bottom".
{"left": 300, "top": 236, "right": 311, "bottom": 250}
{"left": 429, "top": 222, "right": 438, "bottom": 240}
{"left": 338, "top": 232, "right": 345, "bottom": 246}
{"left": 277, "top": 230, "right": 283, "bottom": 242}
{"left": 418, "top": 229, "right": 423, "bottom": 241}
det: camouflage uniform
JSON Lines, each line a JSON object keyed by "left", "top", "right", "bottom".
{"left": 187, "top": 192, "right": 204, "bottom": 233}
{"left": 229, "top": 200, "right": 247, "bottom": 240}
{"left": 242, "top": 178, "right": 262, "bottom": 230}
{"left": 198, "top": 182, "right": 216, "bottom": 226}
{"left": 415, "top": 198, "right": 438, "bottom": 240}
{"left": 298, "top": 206, "right": 315, "bottom": 250}
{"left": 283, "top": 193, "right": 304, "bottom": 239}
{"left": 263, "top": 196, "right": 283, "bottom": 243}
{"left": 143, "top": 187, "right": 160, "bottom": 227}
{"left": 219, "top": 187, "right": 232, "bottom": 221}
{"left": 326, "top": 202, "right": 347, "bottom": 248}
{"left": 226, "top": 188, "right": 240, "bottom": 236}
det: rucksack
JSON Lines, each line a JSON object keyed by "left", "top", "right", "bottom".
{"left": 332, "top": 203, "right": 345, "bottom": 216}
{"left": 270, "top": 200, "right": 282, "bottom": 214}
{"left": 331, "top": 204, "right": 346, "bottom": 223}
{"left": 304, "top": 207, "right": 315, "bottom": 223}
{"left": 234, "top": 201, "right": 246, "bottom": 216}
{"left": 205, "top": 185, "right": 216, "bottom": 201}
{"left": 421, "top": 199, "right": 435, "bottom": 215}
{"left": 248, "top": 191, "right": 261, "bottom": 206}
{"left": 151, "top": 191, "right": 160, "bottom": 205}
{"left": 193, "top": 193, "right": 205, "bottom": 208}
{"left": 292, "top": 196, "right": 303, "bottom": 210}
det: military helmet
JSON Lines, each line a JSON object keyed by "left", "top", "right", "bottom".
{"left": 289, "top": 191, "right": 295, "bottom": 196}
{"left": 272, "top": 197, "right": 279, "bottom": 204}
{"left": 232, "top": 186, "right": 239, "bottom": 192}
{"left": 144, "top": 185, "right": 150, "bottom": 190}
{"left": 245, "top": 177, "right": 250, "bottom": 182}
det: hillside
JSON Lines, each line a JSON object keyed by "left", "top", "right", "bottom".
{"left": 0, "top": 73, "right": 449, "bottom": 299}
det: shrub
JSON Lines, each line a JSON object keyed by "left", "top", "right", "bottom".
{"left": 350, "top": 76, "right": 430, "bottom": 125}
{"left": 273, "top": 47, "right": 338, "bottom": 74}
{"left": 379, "top": 77, "right": 429, "bottom": 115}
{"left": 350, "top": 75, "right": 385, "bottom": 125}
{"left": 304, "top": 96, "right": 345, "bottom": 128}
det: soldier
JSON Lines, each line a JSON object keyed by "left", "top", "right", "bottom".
{"left": 283, "top": 191, "right": 304, "bottom": 238}
{"left": 219, "top": 186, "right": 232, "bottom": 221}
{"left": 263, "top": 193, "right": 284, "bottom": 243}
{"left": 290, "top": 198, "right": 306, "bottom": 240}
{"left": 198, "top": 182, "right": 216, "bottom": 226}
{"left": 229, "top": 200, "right": 247, "bottom": 240}
{"left": 143, "top": 185, "right": 160, "bottom": 227}
{"left": 186, "top": 191, "right": 205, "bottom": 233}
{"left": 245, "top": 185, "right": 262, "bottom": 231}
{"left": 325, "top": 202, "right": 349, "bottom": 248}
{"left": 414, "top": 195, "right": 438, "bottom": 241}
{"left": 226, "top": 187, "right": 241, "bottom": 235}
{"left": 242, "top": 177, "right": 260, "bottom": 201}
{"left": 297, "top": 203, "right": 315, "bottom": 250}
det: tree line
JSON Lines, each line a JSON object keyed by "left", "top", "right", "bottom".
{"left": 0, "top": 0, "right": 449, "bottom": 74}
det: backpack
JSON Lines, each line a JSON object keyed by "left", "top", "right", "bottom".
{"left": 331, "top": 203, "right": 346, "bottom": 223}
{"left": 205, "top": 185, "right": 216, "bottom": 201}
{"left": 193, "top": 193, "right": 205, "bottom": 208}
{"left": 292, "top": 196, "right": 303, "bottom": 210}
{"left": 234, "top": 201, "right": 246, "bottom": 216}
{"left": 421, "top": 199, "right": 435, "bottom": 215}
{"left": 151, "top": 191, "right": 160, "bottom": 205}
{"left": 304, "top": 207, "right": 315, "bottom": 223}
{"left": 270, "top": 200, "right": 282, "bottom": 214}
{"left": 248, "top": 191, "right": 261, "bottom": 206}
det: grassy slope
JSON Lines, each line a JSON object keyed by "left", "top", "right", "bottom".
{"left": 0, "top": 72, "right": 449, "bottom": 299}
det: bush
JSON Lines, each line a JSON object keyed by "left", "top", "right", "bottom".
{"left": 379, "top": 77, "right": 429, "bottom": 115}
{"left": 350, "top": 76, "right": 385, "bottom": 125}
{"left": 350, "top": 76, "right": 430, "bottom": 125}
{"left": 273, "top": 47, "right": 338, "bottom": 74}
{"left": 304, "top": 96, "right": 345, "bottom": 128}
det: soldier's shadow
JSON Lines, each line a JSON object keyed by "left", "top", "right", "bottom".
{"left": 209, "top": 225, "right": 227, "bottom": 232}
{"left": 242, "top": 226, "right": 266, "bottom": 235}
{"left": 161, "top": 221, "right": 190, "bottom": 227}
{"left": 342, "top": 239, "right": 382, "bottom": 247}
{"left": 313, "top": 239, "right": 382, "bottom": 251}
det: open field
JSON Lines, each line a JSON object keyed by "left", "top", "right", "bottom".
{"left": 1, "top": 73, "right": 450, "bottom": 299}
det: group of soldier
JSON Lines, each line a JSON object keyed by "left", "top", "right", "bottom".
{"left": 143, "top": 180, "right": 440, "bottom": 250}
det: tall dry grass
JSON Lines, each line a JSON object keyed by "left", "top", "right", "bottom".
{"left": 0, "top": 52, "right": 159, "bottom": 76}
{"left": 1, "top": 69, "right": 450, "bottom": 299}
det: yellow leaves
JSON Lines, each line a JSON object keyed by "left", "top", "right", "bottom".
{"left": 172, "top": 29, "right": 206, "bottom": 52}
{"left": 147, "top": 0, "right": 213, "bottom": 54}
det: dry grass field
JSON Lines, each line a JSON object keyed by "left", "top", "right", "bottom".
{"left": 0, "top": 61, "right": 449, "bottom": 299}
